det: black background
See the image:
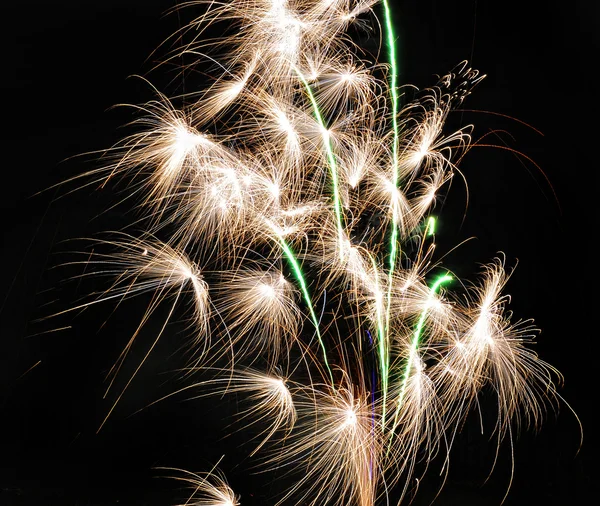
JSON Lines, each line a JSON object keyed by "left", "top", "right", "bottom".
{"left": 0, "top": 1, "right": 591, "bottom": 505}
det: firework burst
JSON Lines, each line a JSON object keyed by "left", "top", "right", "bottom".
{"left": 52, "top": 1, "right": 576, "bottom": 504}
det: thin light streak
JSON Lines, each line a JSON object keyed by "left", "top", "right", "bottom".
{"left": 292, "top": 63, "right": 346, "bottom": 259}
{"left": 389, "top": 273, "right": 453, "bottom": 438}
{"left": 381, "top": 0, "right": 401, "bottom": 429}
{"left": 273, "top": 228, "right": 335, "bottom": 387}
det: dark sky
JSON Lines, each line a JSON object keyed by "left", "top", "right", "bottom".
{"left": 0, "top": 1, "right": 591, "bottom": 505}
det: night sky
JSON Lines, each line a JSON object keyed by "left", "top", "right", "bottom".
{"left": 0, "top": 2, "right": 591, "bottom": 505}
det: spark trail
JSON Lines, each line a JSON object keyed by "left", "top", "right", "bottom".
{"left": 381, "top": 0, "right": 401, "bottom": 428}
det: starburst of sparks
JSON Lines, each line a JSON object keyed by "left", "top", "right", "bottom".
{"left": 52, "top": 1, "right": 578, "bottom": 505}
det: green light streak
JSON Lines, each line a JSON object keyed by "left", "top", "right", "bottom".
{"left": 381, "top": 0, "right": 401, "bottom": 428}
{"left": 426, "top": 216, "right": 436, "bottom": 236}
{"left": 389, "top": 273, "right": 452, "bottom": 437}
{"left": 292, "top": 64, "right": 345, "bottom": 256}
{"left": 273, "top": 229, "right": 334, "bottom": 387}
{"left": 382, "top": 0, "right": 400, "bottom": 187}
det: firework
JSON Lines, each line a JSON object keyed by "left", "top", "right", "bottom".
{"left": 55, "top": 1, "right": 575, "bottom": 504}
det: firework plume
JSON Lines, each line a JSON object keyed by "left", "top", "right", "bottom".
{"left": 54, "top": 1, "right": 575, "bottom": 504}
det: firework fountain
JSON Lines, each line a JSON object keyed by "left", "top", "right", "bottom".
{"left": 57, "top": 1, "right": 571, "bottom": 504}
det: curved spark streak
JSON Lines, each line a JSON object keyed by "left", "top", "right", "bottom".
{"left": 292, "top": 64, "right": 346, "bottom": 259}
{"left": 271, "top": 226, "right": 335, "bottom": 387}
{"left": 390, "top": 273, "right": 453, "bottom": 437}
